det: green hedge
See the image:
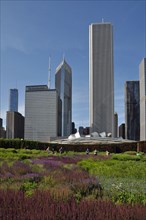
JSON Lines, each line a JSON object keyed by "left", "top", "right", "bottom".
{"left": 0, "top": 139, "right": 48, "bottom": 150}
{"left": 47, "top": 142, "right": 138, "bottom": 153}
{"left": 0, "top": 138, "right": 145, "bottom": 153}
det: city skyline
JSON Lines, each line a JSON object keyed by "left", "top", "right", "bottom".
{"left": 1, "top": 1, "right": 145, "bottom": 129}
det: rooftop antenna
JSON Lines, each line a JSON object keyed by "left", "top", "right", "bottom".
{"left": 48, "top": 56, "right": 51, "bottom": 89}
{"left": 63, "top": 52, "right": 65, "bottom": 62}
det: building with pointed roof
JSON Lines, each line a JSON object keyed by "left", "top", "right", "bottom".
{"left": 55, "top": 59, "right": 72, "bottom": 136}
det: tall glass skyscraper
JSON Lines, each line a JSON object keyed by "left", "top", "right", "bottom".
{"left": 9, "top": 89, "right": 18, "bottom": 112}
{"left": 125, "top": 81, "right": 140, "bottom": 141}
{"left": 89, "top": 22, "right": 114, "bottom": 135}
{"left": 139, "top": 58, "right": 146, "bottom": 140}
{"left": 55, "top": 59, "right": 72, "bottom": 136}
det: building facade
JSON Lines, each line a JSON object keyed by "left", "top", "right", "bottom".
{"left": 25, "top": 85, "right": 59, "bottom": 142}
{"left": 114, "top": 112, "right": 118, "bottom": 138}
{"left": 0, "top": 118, "right": 2, "bottom": 128}
{"left": 119, "top": 123, "right": 125, "bottom": 139}
{"left": 55, "top": 59, "right": 72, "bottom": 136}
{"left": 6, "top": 111, "right": 24, "bottom": 139}
{"left": 9, "top": 89, "right": 18, "bottom": 112}
{"left": 139, "top": 58, "right": 146, "bottom": 140}
{"left": 0, "top": 118, "right": 6, "bottom": 138}
{"left": 89, "top": 22, "right": 114, "bottom": 135}
{"left": 71, "top": 122, "right": 77, "bottom": 134}
{"left": 125, "top": 81, "right": 140, "bottom": 141}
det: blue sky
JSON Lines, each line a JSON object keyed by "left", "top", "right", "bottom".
{"left": 0, "top": 0, "right": 146, "bottom": 129}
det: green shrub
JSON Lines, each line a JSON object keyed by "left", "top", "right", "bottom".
{"left": 0, "top": 139, "right": 48, "bottom": 150}
{"left": 20, "top": 181, "right": 37, "bottom": 196}
{"left": 102, "top": 178, "right": 146, "bottom": 204}
{"left": 78, "top": 158, "right": 146, "bottom": 178}
{"left": 124, "top": 151, "right": 137, "bottom": 155}
{"left": 112, "top": 154, "right": 141, "bottom": 161}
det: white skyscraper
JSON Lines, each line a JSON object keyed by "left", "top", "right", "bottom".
{"left": 55, "top": 59, "right": 72, "bottom": 136}
{"left": 89, "top": 22, "right": 114, "bottom": 135}
{"left": 139, "top": 58, "right": 146, "bottom": 140}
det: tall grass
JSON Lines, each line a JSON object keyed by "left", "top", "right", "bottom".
{"left": 0, "top": 190, "right": 146, "bottom": 220}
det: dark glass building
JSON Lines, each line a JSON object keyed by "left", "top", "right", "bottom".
{"left": 55, "top": 59, "right": 72, "bottom": 137}
{"left": 9, "top": 89, "right": 18, "bottom": 112}
{"left": 125, "top": 81, "right": 140, "bottom": 140}
{"left": 6, "top": 111, "right": 24, "bottom": 139}
{"left": 0, "top": 118, "right": 6, "bottom": 138}
{"left": 119, "top": 123, "right": 125, "bottom": 139}
{"left": 0, "top": 118, "right": 2, "bottom": 128}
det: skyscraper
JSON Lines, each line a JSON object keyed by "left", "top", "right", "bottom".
{"left": 55, "top": 59, "right": 72, "bottom": 136}
{"left": 125, "top": 81, "right": 140, "bottom": 141}
{"left": 139, "top": 58, "right": 146, "bottom": 140}
{"left": 0, "top": 118, "right": 6, "bottom": 138}
{"left": 0, "top": 118, "right": 2, "bottom": 128}
{"left": 89, "top": 22, "right": 114, "bottom": 135}
{"left": 9, "top": 89, "right": 18, "bottom": 112}
{"left": 119, "top": 123, "right": 125, "bottom": 139}
{"left": 6, "top": 111, "right": 24, "bottom": 139}
{"left": 114, "top": 112, "right": 118, "bottom": 138}
{"left": 25, "top": 85, "right": 60, "bottom": 142}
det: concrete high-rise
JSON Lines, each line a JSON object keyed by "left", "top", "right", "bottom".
{"left": 25, "top": 85, "right": 60, "bottom": 142}
{"left": 55, "top": 59, "right": 72, "bottom": 136}
{"left": 89, "top": 22, "right": 114, "bottom": 135}
{"left": 125, "top": 81, "right": 140, "bottom": 141}
{"left": 139, "top": 58, "right": 146, "bottom": 140}
{"left": 9, "top": 89, "right": 18, "bottom": 112}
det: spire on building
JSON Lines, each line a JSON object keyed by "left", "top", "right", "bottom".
{"left": 48, "top": 56, "right": 51, "bottom": 89}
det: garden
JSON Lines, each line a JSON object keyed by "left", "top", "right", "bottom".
{"left": 0, "top": 147, "right": 146, "bottom": 219}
